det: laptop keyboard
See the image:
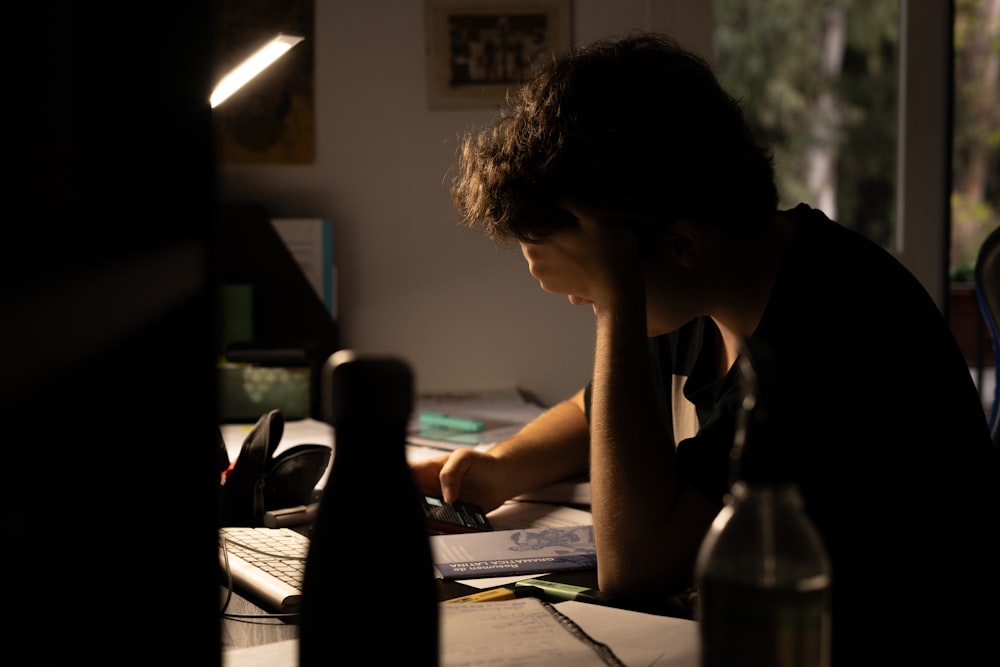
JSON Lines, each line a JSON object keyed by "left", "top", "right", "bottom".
{"left": 219, "top": 527, "right": 309, "bottom": 613}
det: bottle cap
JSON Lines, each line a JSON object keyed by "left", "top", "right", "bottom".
{"left": 320, "top": 349, "right": 414, "bottom": 424}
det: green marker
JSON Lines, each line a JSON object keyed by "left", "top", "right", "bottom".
{"left": 419, "top": 412, "right": 486, "bottom": 432}
{"left": 514, "top": 578, "right": 607, "bottom": 605}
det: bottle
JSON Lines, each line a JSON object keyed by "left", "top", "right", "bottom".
{"left": 694, "top": 339, "right": 831, "bottom": 667}
{"left": 299, "top": 350, "right": 438, "bottom": 666}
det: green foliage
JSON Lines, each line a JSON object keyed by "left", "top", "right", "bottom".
{"left": 952, "top": 0, "right": 1000, "bottom": 280}
{"left": 950, "top": 194, "right": 999, "bottom": 282}
{"left": 713, "top": 0, "right": 998, "bottom": 278}
{"left": 714, "top": 0, "right": 898, "bottom": 247}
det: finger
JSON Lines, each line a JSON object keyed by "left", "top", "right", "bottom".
{"left": 409, "top": 456, "right": 446, "bottom": 496}
{"left": 438, "top": 449, "right": 478, "bottom": 503}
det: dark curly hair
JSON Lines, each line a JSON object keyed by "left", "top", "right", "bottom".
{"left": 450, "top": 32, "right": 778, "bottom": 246}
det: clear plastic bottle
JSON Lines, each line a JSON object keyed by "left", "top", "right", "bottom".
{"left": 694, "top": 340, "right": 831, "bottom": 667}
{"left": 299, "top": 350, "right": 438, "bottom": 666}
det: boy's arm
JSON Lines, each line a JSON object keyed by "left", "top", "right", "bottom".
{"left": 411, "top": 389, "right": 591, "bottom": 512}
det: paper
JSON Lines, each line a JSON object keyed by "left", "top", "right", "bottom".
{"left": 513, "top": 476, "right": 592, "bottom": 506}
{"left": 555, "top": 601, "right": 698, "bottom": 667}
{"left": 222, "top": 603, "right": 699, "bottom": 667}
{"left": 487, "top": 501, "right": 593, "bottom": 531}
{"left": 440, "top": 597, "right": 623, "bottom": 666}
{"left": 407, "top": 388, "right": 546, "bottom": 450}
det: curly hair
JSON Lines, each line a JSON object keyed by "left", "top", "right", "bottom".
{"left": 450, "top": 32, "right": 778, "bottom": 245}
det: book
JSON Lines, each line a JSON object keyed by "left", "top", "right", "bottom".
{"left": 440, "top": 597, "right": 625, "bottom": 666}
{"left": 430, "top": 524, "right": 596, "bottom": 579}
{"left": 270, "top": 218, "right": 336, "bottom": 319}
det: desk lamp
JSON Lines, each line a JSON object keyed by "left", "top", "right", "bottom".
{"left": 210, "top": 33, "right": 304, "bottom": 108}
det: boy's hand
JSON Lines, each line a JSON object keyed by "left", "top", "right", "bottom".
{"left": 519, "top": 211, "right": 644, "bottom": 310}
{"left": 410, "top": 449, "right": 510, "bottom": 513}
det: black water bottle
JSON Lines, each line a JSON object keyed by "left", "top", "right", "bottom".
{"left": 694, "top": 340, "right": 831, "bottom": 667}
{"left": 299, "top": 350, "right": 438, "bottom": 666}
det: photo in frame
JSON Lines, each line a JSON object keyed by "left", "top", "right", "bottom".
{"left": 425, "top": 0, "right": 572, "bottom": 110}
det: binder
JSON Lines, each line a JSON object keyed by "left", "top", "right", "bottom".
{"left": 270, "top": 218, "right": 336, "bottom": 319}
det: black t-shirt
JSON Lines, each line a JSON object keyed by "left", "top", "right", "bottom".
{"left": 588, "top": 204, "right": 998, "bottom": 663}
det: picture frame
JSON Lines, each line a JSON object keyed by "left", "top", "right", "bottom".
{"left": 213, "top": 0, "right": 316, "bottom": 164}
{"left": 425, "top": 0, "right": 573, "bottom": 110}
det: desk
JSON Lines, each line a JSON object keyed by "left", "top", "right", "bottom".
{"left": 221, "top": 588, "right": 299, "bottom": 650}
{"left": 219, "top": 411, "right": 698, "bottom": 665}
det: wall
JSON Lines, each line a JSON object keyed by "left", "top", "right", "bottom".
{"left": 220, "top": 0, "right": 702, "bottom": 406}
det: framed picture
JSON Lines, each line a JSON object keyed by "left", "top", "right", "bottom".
{"left": 425, "top": 0, "right": 572, "bottom": 110}
{"left": 214, "top": 0, "right": 316, "bottom": 164}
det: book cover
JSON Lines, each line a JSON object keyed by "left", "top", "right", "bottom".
{"left": 270, "top": 218, "right": 336, "bottom": 319}
{"left": 431, "top": 524, "right": 597, "bottom": 579}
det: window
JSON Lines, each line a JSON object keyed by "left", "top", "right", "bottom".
{"left": 714, "top": 0, "right": 900, "bottom": 250}
{"left": 950, "top": 0, "right": 999, "bottom": 284}
{"left": 654, "top": 1, "right": 951, "bottom": 304}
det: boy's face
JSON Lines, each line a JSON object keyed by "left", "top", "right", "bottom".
{"left": 518, "top": 206, "right": 705, "bottom": 337}
{"left": 517, "top": 205, "right": 634, "bottom": 310}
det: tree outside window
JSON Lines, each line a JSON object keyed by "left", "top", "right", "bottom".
{"left": 713, "top": 0, "right": 998, "bottom": 282}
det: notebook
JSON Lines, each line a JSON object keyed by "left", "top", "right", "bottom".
{"left": 219, "top": 527, "right": 310, "bottom": 613}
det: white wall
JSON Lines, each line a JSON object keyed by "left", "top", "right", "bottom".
{"left": 219, "top": 0, "right": 951, "bottom": 405}
{"left": 220, "top": 1, "right": 707, "bottom": 406}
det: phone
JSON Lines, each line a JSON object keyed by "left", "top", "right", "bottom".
{"left": 421, "top": 495, "right": 492, "bottom": 534}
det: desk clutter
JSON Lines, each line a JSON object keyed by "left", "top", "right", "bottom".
{"left": 217, "top": 351, "right": 698, "bottom": 666}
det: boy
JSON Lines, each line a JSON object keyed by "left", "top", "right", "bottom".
{"left": 412, "top": 33, "right": 996, "bottom": 664}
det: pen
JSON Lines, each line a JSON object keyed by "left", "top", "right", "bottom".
{"left": 444, "top": 587, "right": 517, "bottom": 603}
{"left": 419, "top": 412, "right": 486, "bottom": 432}
{"left": 514, "top": 578, "right": 608, "bottom": 605}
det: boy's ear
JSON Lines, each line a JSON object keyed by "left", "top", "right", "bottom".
{"left": 664, "top": 220, "right": 701, "bottom": 269}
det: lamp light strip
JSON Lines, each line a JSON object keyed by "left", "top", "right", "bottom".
{"left": 210, "top": 33, "right": 304, "bottom": 109}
